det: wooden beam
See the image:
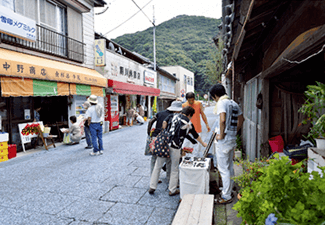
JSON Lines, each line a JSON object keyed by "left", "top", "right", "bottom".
{"left": 232, "top": 0, "right": 255, "bottom": 61}
{"left": 261, "top": 24, "right": 325, "bottom": 80}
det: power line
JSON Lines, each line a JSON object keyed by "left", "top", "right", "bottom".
{"left": 131, "top": 0, "right": 155, "bottom": 26}
{"left": 102, "top": 0, "right": 153, "bottom": 37}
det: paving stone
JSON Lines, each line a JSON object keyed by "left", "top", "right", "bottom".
{"left": 116, "top": 175, "right": 142, "bottom": 188}
{"left": 20, "top": 192, "right": 80, "bottom": 214}
{"left": 98, "top": 203, "right": 155, "bottom": 225}
{"left": 0, "top": 207, "right": 33, "bottom": 225}
{"left": 25, "top": 212, "right": 74, "bottom": 225}
{"left": 100, "top": 186, "right": 147, "bottom": 204}
{"left": 0, "top": 187, "right": 32, "bottom": 209}
{"left": 58, "top": 198, "right": 115, "bottom": 222}
{"left": 146, "top": 207, "right": 176, "bottom": 225}
{"left": 137, "top": 189, "right": 180, "bottom": 210}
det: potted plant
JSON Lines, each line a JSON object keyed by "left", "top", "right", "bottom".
{"left": 299, "top": 81, "right": 325, "bottom": 149}
{"left": 233, "top": 154, "right": 325, "bottom": 225}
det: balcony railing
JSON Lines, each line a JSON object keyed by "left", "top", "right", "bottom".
{"left": 0, "top": 25, "right": 85, "bottom": 63}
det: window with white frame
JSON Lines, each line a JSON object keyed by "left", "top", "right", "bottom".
{"left": 160, "top": 75, "right": 175, "bottom": 94}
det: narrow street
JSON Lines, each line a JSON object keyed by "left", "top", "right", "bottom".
{"left": 0, "top": 105, "right": 217, "bottom": 225}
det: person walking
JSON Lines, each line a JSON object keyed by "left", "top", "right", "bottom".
{"left": 62, "top": 116, "right": 82, "bottom": 144}
{"left": 149, "top": 106, "right": 207, "bottom": 196}
{"left": 85, "top": 95, "right": 104, "bottom": 156}
{"left": 147, "top": 101, "right": 183, "bottom": 184}
{"left": 182, "top": 92, "right": 211, "bottom": 155}
{"left": 82, "top": 101, "right": 93, "bottom": 149}
{"left": 209, "top": 84, "right": 244, "bottom": 204}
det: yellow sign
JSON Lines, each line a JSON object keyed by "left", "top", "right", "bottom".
{"left": 0, "top": 48, "right": 107, "bottom": 88}
{"left": 95, "top": 39, "right": 106, "bottom": 67}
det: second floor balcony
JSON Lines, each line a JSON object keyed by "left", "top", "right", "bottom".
{"left": 0, "top": 25, "right": 84, "bottom": 63}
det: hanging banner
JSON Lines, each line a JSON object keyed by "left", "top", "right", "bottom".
{"left": 95, "top": 39, "right": 106, "bottom": 67}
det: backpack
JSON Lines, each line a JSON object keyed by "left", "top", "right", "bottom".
{"left": 151, "top": 129, "right": 170, "bottom": 158}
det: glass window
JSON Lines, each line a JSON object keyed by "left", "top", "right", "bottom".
{"left": 134, "top": 71, "right": 137, "bottom": 79}
{"left": 137, "top": 72, "right": 140, "bottom": 79}
{"left": 129, "top": 70, "right": 132, "bottom": 78}
{"left": 125, "top": 68, "right": 128, "bottom": 76}
{"left": 120, "top": 67, "right": 124, "bottom": 75}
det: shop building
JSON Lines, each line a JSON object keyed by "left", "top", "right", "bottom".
{"left": 156, "top": 66, "right": 178, "bottom": 112}
{"left": 219, "top": 0, "right": 325, "bottom": 161}
{"left": 0, "top": 0, "right": 107, "bottom": 152}
{"left": 94, "top": 35, "right": 160, "bottom": 130}
{"left": 161, "top": 66, "right": 195, "bottom": 101}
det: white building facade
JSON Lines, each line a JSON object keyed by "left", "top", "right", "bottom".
{"left": 161, "top": 65, "right": 195, "bottom": 100}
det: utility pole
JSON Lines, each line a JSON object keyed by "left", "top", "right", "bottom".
{"left": 153, "top": 5, "right": 156, "bottom": 71}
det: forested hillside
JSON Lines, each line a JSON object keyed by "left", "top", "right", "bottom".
{"left": 112, "top": 15, "right": 221, "bottom": 96}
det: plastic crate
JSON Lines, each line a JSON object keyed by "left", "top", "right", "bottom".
{"left": 0, "top": 141, "right": 8, "bottom": 150}
{"left": 8, "top": 144, "right": 17, "bottom": 159}
{"left": 283, "top": 144, "right": 312, "bottom": 160}
{"left": 0, "top": 155, "right": 8, "bottom": 162}
{"left": 0, "top": 149, "right": 8, "bottom": 156}
{"left": 0, "top": 132, "right": 9, "bottom": 142}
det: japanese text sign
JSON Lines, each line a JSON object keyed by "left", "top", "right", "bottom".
{"left": 144, "top": 70, "right": 155, "bottom": 85}
{"left": 95, "top": 39, "right": 106, "bottom": 67}
{"left": 0, "top": 6, "right": 36, "bottom": 42}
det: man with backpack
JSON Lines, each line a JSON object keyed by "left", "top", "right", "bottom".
{"left": 149, "top": 106, "right": 207, "bottom": 196}
{"left": 209, "top": 84, "right": 244, "bottom": 204}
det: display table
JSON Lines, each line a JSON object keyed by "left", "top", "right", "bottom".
{"left": 179, "top": 157, "right": 211, "bottom": 199}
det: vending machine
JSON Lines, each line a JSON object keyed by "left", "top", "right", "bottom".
{"left": 106, "top": 95, "right": 119, "bottom": 130}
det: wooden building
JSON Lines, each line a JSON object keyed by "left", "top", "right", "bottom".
{"left": 220, "top": 0, "right": 325, "bottom": 160}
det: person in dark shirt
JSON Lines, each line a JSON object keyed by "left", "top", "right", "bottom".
{"left": 147, "top": 101, "right": 183, "bottom": 183}
{"left": 149, "top": 106, "right": 207, "bottom": 196}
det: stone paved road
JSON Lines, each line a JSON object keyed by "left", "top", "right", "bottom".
{"left": 0, "top": 105, "right": 217, "bottom": 225}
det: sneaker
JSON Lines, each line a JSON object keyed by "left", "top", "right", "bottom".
{"left": 89, "top": 151, "right": 99, "bottom": 156}
{"left": 148, "top": 188, "right": 155, "bottom": 195}
{"left": 215, "top": 197, "right": 233, "bottom": 204}
{"left": 85, "top": 146, "right": 93, "bottom": 149}
{"left": 169, "top": 189, "right": 180, "bottom": 196}
{"left": 99, "top": 150, "right": 104, "bottom": 155}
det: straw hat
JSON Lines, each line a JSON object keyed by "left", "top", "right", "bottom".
{"left": 87, "top": 95, "right": 98, "bottom": 104}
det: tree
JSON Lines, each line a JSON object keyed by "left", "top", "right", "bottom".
{"left": 205, "top": 38, "right": 224, "bottom": 84}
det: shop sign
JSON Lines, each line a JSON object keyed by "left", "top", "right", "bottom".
{"left": 0, "top": 58, "right": 103, "bottom": 86}
{"left": 0, "top": 6, "right": 36, "bottom": 42}
{"left": 144, "top": 70, "right": 155, "bottom": 85}
{"left": 95, "top": 39, "right": 106, "bottom": 67}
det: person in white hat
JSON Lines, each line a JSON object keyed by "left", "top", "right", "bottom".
{"left": 85, "top": 95, "right": 104, "bottom": 156}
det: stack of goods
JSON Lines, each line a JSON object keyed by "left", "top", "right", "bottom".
{"left": 0, "top": 140, "right": 8, "bottom": 163}
{"left": 0, "top": 132, "right": 9, "bottom": 162}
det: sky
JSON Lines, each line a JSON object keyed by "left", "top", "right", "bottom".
{"left": 94, "top": 0, "right": 222, "bottom": 39}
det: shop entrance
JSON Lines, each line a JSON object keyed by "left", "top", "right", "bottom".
{"left": 0, "top": 96, "right": 69, "bottom": 152}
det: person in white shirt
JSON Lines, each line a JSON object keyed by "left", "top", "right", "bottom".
{"left": 85, "top": 95, "right": 104, "bottom": 156}
{"left": 209, "top": 84, "right": 244, "bottom": 204}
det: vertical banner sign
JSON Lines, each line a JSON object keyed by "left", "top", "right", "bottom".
{"left": 95, "top": 39, "right": 106, "bottom": 67}
{"left": 0, "top": 6, "right": 36, "bottom": 42}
